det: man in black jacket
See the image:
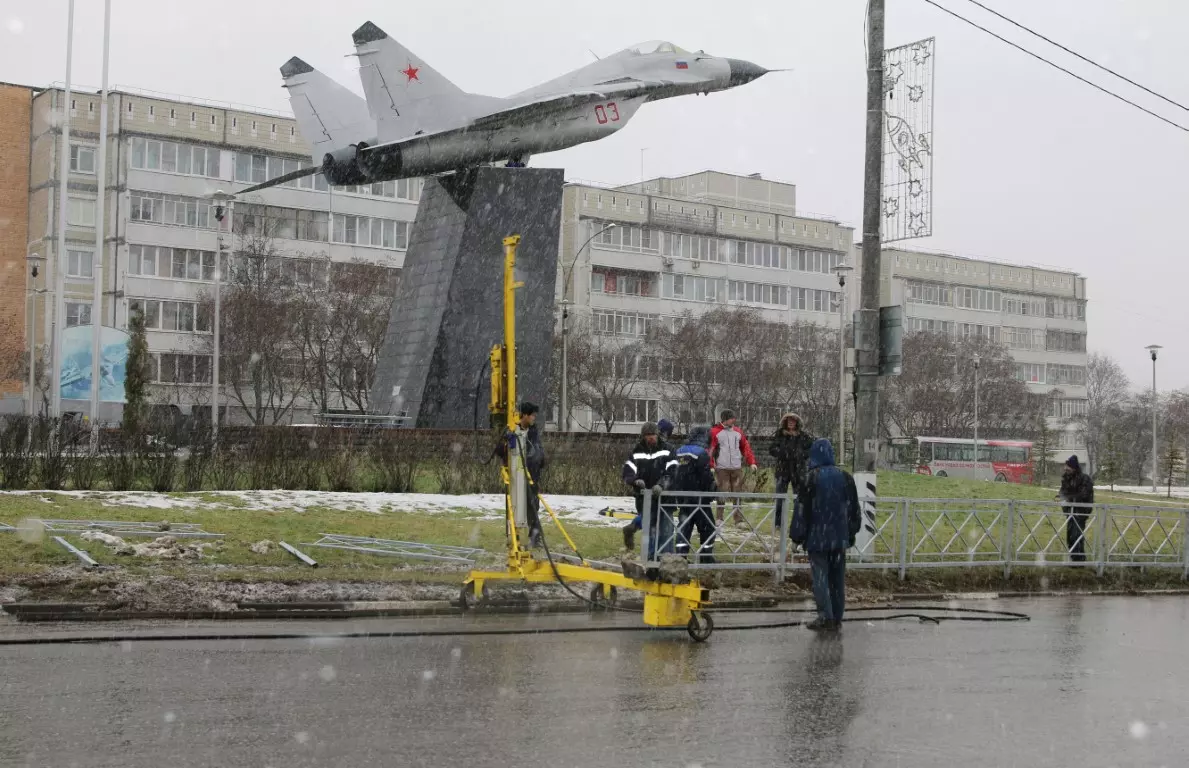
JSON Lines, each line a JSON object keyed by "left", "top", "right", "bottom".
{"left": 1059, "top": 455, "right": 1095, "bottom": 562}
{"left": 622, "top": 422, "right": 678, "bottom": 559}
{"left": 769, "top": 413, "right": 814, "bottom": 529}
{"left": 672, "top": 425, "right": 718, "bottom": 563}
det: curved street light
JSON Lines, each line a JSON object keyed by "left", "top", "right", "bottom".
{"left": 560, "top": 222, "right": 617, "bottom": 432}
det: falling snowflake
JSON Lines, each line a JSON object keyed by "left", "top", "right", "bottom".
{"left": 164, "top": 711, "right": 177, "bottom": 723}
{"left": 6, "top": 18, "right": 23, "bottom": 34}
{"left": 295, "top": 731, "right": 311, "bottom": 745}
{"left": 1129, "top": 721, "right": 1150, "bottom": 739}
{"left": 319, "top": 665, "right": 336, "bottom": 682}
{"left": 421, "top": 669, "right": 437, "bottom": 682}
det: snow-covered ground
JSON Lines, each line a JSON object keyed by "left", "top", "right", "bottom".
{"left": 1, "top": 490, "right": 635, "bottom": 527}
{"left": 1096, "top": 485, "right": 1189, "bottom": 500}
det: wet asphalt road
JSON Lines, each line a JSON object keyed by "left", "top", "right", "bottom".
{"left": 1, "top": 596, "right": 1187, "bottom": 767}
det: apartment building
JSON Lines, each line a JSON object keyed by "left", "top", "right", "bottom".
{"left": 15, "top": 85, "right": 420, "bottom": 424}
{"left": 0, "top": 83, "right": 34, "bottom": 403}
{"left": 881, "top": 246, "right": 1089, "bottom": 454}
{"left": 557, "top": 171, "right": 857, "bottom": 433}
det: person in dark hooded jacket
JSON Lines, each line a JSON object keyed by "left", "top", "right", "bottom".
{"left": 672, "top": 426, "right": 718, "bottom": 563}
{"left": 790, "top": 438, "right": 861, "bottom": 631}
{"left": 1058, "top": 455, "right": 1094, "bottom": 562}
{"left": 769, "top": 413, "right": 815, "bottom": 529}
{"left": 621, "top": 422, "right": 678, "bottom": 559}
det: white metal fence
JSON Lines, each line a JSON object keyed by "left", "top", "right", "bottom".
{"left": 638, "top": 490, "right": 1189, "bottom": 581}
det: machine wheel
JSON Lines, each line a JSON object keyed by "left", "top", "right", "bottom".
{"left": 687, "top": 611, "right": 714, "bottom": 642}
{"left": 994, "top": 473, "right": 1007, "bottom": 482}
{"left": 459, "top": 582, "right": 489, "bottom": 610}
{"left": 588, "top": 584, "right": 618, "bottom": 608}
{"left": 935, "top": 471, "right": 948, "bottom": 478}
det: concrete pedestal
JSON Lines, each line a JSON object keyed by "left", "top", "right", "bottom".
{"left": 370, "top": 167, "right": 564, "bottom": 428}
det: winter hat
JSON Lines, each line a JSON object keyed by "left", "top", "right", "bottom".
{"left": 641, "top": 421, "right": 659, "bottom": 436}
{"left": 781, "top": 413, "right": 802, "bottom": 431}
{"left": 1066, "top": 455, "right": 1081, "bottom": 472}
{"left": 657, "top": 418, "right": 674, "bottom": 436}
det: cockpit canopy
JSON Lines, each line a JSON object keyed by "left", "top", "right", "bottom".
{"left": 625, "top": 41, "right": 690, "bottom": 55}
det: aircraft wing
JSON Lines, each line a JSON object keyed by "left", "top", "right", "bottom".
{"left": 468, "top": 80, "right": 664, "bottom": 129}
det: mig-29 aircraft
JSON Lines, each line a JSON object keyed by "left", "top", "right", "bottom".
{"left": 239, "top": 21, "right": 776, "bottom": 193}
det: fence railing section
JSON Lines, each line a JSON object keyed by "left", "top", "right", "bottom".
{"left": 637, "top": 492, "right": 1189, "bottom": 580}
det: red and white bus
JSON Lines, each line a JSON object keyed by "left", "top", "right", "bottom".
{"left": 898, "top": 436, "right": 1034, "bottom": 483}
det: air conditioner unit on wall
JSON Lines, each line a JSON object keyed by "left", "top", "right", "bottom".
{"left": 662, "top": 257, "right": 675, "bottom": 269}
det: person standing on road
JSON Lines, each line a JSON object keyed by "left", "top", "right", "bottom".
{"left": 790, "top": 438, "right": 861, "bottom": 632}
{"left": 672, "top": 425, "right": 718, "bottom": 564}
{"left": 709, "top": 410, "right": 758, "bottom": 527}
{"left": 1059, "top": 455, "right": 1095, "bottom": 563}
{"left": 621, "top": 422, "right": 678, "bottom": 559}
{"left": 769, "top": 413, "right": 815, "bottom": 530}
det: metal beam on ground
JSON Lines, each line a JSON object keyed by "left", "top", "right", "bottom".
{"left": 278, "top": 541, "right": 318, "bottom": 567}
{"left": 32, "top": 520, "right": 223, "bottom": 538}
{"left": 53, "top": 536, "right": 98, "bottom": 567}
{"left": 303, "top": 534, "right": 484, "bottom": 564}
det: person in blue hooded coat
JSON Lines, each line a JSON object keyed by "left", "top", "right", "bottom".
{"left": 672, "top": 425, "right": 718, "bottom": 563}
{"left": 789, "top": 438, "right": 861, "bottom": 631}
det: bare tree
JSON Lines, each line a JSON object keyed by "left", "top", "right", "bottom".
{"left": 196, "top": 221, "right": 308, "bottom": 425}
{"left": 882, "top": 332, "right": 1027, "bottom": 439}
{"left": 568, "top": 323, "right": 643, "bottom": 433}
{"left": 0, "top": 344, "right": 51, "bottom": 415}
{"left": 1073, "top": 353, "right": 1130, "bottom": 474}
{"left": 645, "top": 310, "right": 720, "bottom": 429}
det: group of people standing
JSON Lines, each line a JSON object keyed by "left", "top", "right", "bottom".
{"left": 619, "top": 411, "right": 861, "bottom": 632}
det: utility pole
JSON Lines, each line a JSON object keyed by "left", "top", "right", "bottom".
{"left": 89, "top": 0, "right": 111, "bottom": 452}
{"left": 855, "top": 0, "right": 886, "bottom": 473}
{"left": 1146, "top": 345, "right": 1161, "bottom": 493}
{"left": 52, "top": 0, "right": 76, "bottom": 418}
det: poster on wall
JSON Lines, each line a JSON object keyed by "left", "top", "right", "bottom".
{"left": 59, "top": 325, "right": 131, "bottom": 403}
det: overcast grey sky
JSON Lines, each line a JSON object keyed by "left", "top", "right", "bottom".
{"left": 3, "top": 0, "right": 1186, "bottom": 390}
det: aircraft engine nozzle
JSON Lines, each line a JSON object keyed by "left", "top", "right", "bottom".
{"left": 322, "top": 145, "right": 369, "bottom": 186}
{"left": 725, "top": 59, "right": 769, "bottom": 87}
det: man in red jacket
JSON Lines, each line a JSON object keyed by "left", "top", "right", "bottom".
{"left": 709, "top": 409, "right": 757, "bottom": 527}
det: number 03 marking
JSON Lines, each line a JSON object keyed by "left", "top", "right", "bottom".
{"left": 594, "top": 102, "right": 621, "bottom": 125}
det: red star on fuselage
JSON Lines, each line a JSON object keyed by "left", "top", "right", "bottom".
{"left": 402, "top": 63, "right": 420, "bottom": 83}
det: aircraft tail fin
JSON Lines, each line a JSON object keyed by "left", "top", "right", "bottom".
{"left": 352, "top": 21, "right": 471, "bottom": 138}
{"left": 280, "top": 56, "right": 373, "bottom": 159}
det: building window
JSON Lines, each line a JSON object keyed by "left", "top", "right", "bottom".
{"left": 132, "top": 138, "right": 220, "bottom": 178}
{"left": 1046, "top": 329, "right": 1087, "bottom": 353}
{"left": 129, "top": 191, "right": 214, "bottom": 229}
{"left": 1047, "top": 364, "right": 1087, "bottom": 386}
{"left": 67, "top": 197, "right": 96, "bottom": 227}
{"left": 662, "top": 273, "right": 723, "bottom": 302}
{"left": 1015, "top": 363, "right": 1045, "bottom": 384}
{"left": 592, "top": 309, "right": 659, "bottom": 338}
{"left": 156, "top": 353, "right": 212, "bottom": 385}
{"left": 128, "top": 298, "right": 209, "bottom": 333}
{"left": 331, "top": 213, "right": 409, "bottom": 249}
{"left": 792, "top": 248, "right": 845, "bottom": 275}
{"left": 65, "top": 302, "right": 92, "bottom": 327}
{"left": 728, "top": 279, "right": 790, "bottom": 309}
{"left": 66, "top": 249, "right": 93, "bottom": 278}
{"left": 129, "top": 245, "right": 220, "bottom": 282}
{"left": 956, "top": 287, "right": 1001, "bottom": 312}
{"left": 69, "top": 144, "right": 96, "bottom": 174}
{"left": 591, "top": 268, "right": 655, "bottom": 297}
{"left": 791, "top": 287, "right": 840, "bottom": 313}
{"left": 905, "top": 280, "right": 952, "bottom": 307}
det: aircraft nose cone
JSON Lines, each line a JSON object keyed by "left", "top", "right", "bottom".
{"left": 726, "top": 58, "right": 769, "bottom": 86}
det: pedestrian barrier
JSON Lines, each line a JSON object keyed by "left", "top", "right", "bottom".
{"left": 636, "top": 492, "right": 1189, "bottom": 581}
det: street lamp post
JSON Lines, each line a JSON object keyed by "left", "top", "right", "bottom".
{"left": 832, "top": 264, "right": 853, "bottom": 464}
{"left": 559, "top": 222, "right": 616, "bottom": 431}
{"left": 210, "top": 190, "right": 236, "bottom": 443}
{"left": 27, "top": 254, "right": 43, "bottom": 417}
{"left": 51, "top": 0, "right": 76, "bottom": 419}
{"left": 1146, "top": 345, "right": 1162, "bottom": 493}
{"left": 973, "top": 354, "right": 981, "bottom": 475}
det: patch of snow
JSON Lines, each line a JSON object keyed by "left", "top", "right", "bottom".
{"left": 0, "top": 490, "right": 636, "bottom": 527}
{"left": 249, "top": 539, "right": 274, "bottom": 555}
{"left": 81, "top": 530, "right": 128, "bottom": 548}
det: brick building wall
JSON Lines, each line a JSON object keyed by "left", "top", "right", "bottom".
{"left": 0, "top": 83, "right": 34, "bottom": 396}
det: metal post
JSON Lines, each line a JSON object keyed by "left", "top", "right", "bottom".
{"left": 973, "top": 355, "right": 980, "bottom": 476}
{"left": 1150, "top": 349, "right": 1159, "bottom": 493}
{"left": 27, "top": 256, "right": 39, "bottom": 417}
{"left": 778, "top": 484, "right": 793, "bottom": 582}
{"left": 212, "top": 229, "right": 223, "bottom": 442}
{"left": 833, "top": 267, "right": 851, "bottom": 461}
{"left": 640, "top": 488, "right": 653, "bottom": 565}
{"left": 898, "top": 499, "right": 910, "bottom": 581}
{"left": 1003, "top": 500, "right": 1015, "bottom": 578}
{"left": 560, "top": 300, "right": 569, "bottom": 431}
{"left": 855, "top": 0, "right": 885, "bottom": 474}
{"left": 52, "top": 0, "right": 76, "bottom": 418}
{"left": 1096, "top": 503, "right": 1110, "bottom": 577}
{"left": 1181, "top": 506, "right": 1189, "bottom": 581}
{"left": 89, "top": 0, "right": 111, "bottom": 450}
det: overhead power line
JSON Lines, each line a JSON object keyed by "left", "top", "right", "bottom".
{"left": 960, "top": 0, "right": 1189, "bottom": 115}
{"left": 922, "top": 0, "right": 1189, "bottom": 134}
